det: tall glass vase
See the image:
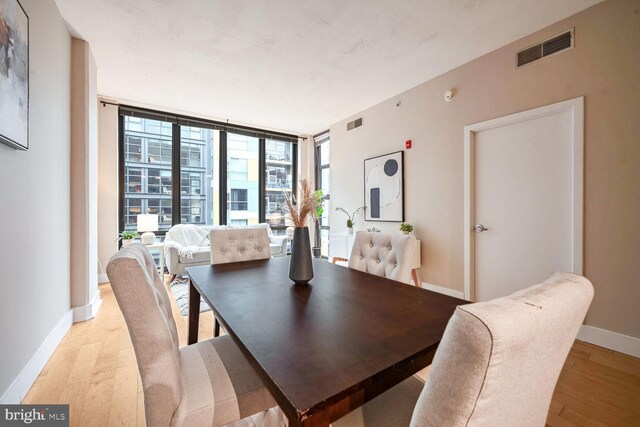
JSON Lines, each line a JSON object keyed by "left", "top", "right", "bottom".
{"left": 289, "top": 227, "right": 314, "bottom": 285}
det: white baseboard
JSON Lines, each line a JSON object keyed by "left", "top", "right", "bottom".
{"left": 420, "top": 282, "right": 466, "bottom": 299}
{"left": 72, "top": 291, "right": 102, "bottom": 323}
{"left": 0, "top": 310, "right": 73, "bottom": 404}
{"left": 578, "top": 324, "right": 640, "bottom": 358}
{"left": 98, "top": 273, "right": 109, "bottom": 284}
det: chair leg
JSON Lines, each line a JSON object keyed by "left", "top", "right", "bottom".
{"left": 214, "top": 318, "right": 220, "bottom": 337}
{"left": 188, "top": 280, "right": 201, "bottom": 345}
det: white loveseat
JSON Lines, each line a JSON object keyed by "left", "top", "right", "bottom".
{"left": 164, "top": 223, "right": 288, "bottom": 275}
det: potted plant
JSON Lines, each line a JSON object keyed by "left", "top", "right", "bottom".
{"left": 335, "top": 206, "right": 365, "bottom": 234}
{"left": 312, "top": 190, "right": 325, "bottom": 258}
{"left": 284, "top": 179, "right": 319, "bottom": 285}
{"left": 399, "top": 223, "right": 414, "bottom": 235}
{"left": 118, "top": 230, "right": 139, "bottom": 246}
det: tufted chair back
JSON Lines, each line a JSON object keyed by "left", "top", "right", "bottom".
{"left": 210, "top": 227, "right": 271, "bottom": 265}
{"left": 106, "top": 244, "right": 182, "bottom": 426}
{"left": 348, "top": 231, "right": 416, "bottom": 284}
{"left": 410, "top": 273, "right": 594, "bottom": 426}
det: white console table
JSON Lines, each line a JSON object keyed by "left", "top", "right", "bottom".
{"left": 328, "top": 233, "right": 355, "bottom": 261}
{"left": 329, "top": 233, "right": 422, "bottom": 287}
{"left": 122, "top": 240, "right": 165, "bottom": 275}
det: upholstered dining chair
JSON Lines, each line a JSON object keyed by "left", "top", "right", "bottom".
{"left": 106, "top": 244, "right": 276, "bottom": 427}
{"left": 210, "top": 227, "right": 271, "bottom": 265}
{"left": 332, "top": 272, "right": 594, "bottom": 427}
{"left": 209, "top": 227, "right": 271, "bottom": 337}
{"left": 348, "top": 231, "right": 416, "bottom": 284}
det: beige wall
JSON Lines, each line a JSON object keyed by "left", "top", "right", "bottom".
{"left": 0, "top": 0, "right": 72, "bottom": 397}
{"left": 70, "top": 38, "right": 99, "bottom": 313}
{"left": 97, "top": 102, "right": 119, "bottom": 275}
{"left": 329, "top": 0, "right": 639, "bottom": 338}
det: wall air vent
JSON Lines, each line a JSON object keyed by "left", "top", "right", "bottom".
{"left": 517, "top": 29, "right": 573, "bottom": 68}
{"left": 347, "top": 117, "right": 363, "bottom": 131}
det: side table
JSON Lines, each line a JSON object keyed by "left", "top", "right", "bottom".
{"left": 143, "top": 243, "right": 165, "bottom": 276}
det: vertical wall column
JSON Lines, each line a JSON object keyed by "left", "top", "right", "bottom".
{"left": 70, "top": 38, "right": 100, "bottom": 322}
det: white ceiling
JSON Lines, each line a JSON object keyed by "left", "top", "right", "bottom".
{"left": 55, "top": 0, "right": 601, "bottom": 135}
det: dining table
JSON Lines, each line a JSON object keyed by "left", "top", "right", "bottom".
{"left": 186, "top": 257, "right": 468, "bottom": 426}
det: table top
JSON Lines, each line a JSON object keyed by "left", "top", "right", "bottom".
{"left": 187, "top": 257, "right": 467, "bottom": 425}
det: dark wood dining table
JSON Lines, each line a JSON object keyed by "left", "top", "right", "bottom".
{"left": 186, "top": 257, "right": 468, "bottom": 426}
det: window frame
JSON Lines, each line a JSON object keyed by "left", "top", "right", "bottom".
{"left": 314, "top": 131, "right": 330, "bottom": 258}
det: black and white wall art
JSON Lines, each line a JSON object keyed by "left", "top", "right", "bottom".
{"left": 0, "top": 0, "right": 29, "bottom": 150}
{"left": 364, "top": 151, "right": 404, "bottom": 222}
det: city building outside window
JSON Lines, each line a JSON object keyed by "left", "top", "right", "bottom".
{"left": 229, "top": 157, "right": 248, "bottom": 181}
{"left": 265, "top": 139, "right": 294, "bottom": 235}
{"left": 226, "top": 133, "right": 259, "bottom": 224}
{"left": 123, "top": 116, "right": 173, "bottom": 231}
{"left": 179, "top": 126, "right": 217, "bottom": 226}
{"left": 229, "top": 189, "right": 248, "bottom": 211}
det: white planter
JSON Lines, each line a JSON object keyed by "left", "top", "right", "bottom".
{"left": 122, "top": 239, "right": 134, "bottom": 246}
{"left": 402, "top": 231, "right": 410, "bottom": 235}
{"left": 347, "top": 227, "right": 354, "bottom": 235}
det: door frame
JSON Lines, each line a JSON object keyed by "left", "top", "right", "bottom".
{"left": 463, "top": 96, "right": 584, "bottom": 301}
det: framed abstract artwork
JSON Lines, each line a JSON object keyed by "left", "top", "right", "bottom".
{"left": 0, "top": 0, "right": 29, "bottom": 150}
{"left": 364, "top": 151, "right": 404, "bottom": 222}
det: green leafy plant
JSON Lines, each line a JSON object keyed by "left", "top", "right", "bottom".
{"left": 399, "top": 223, "right": 414, "bottom": 233}
{"left": 117, "top": 230, "right": 139, "bottom": 241}
{"left": 312, "top": 190, "right": 326, "bottom": 255}
{"left": 315, "top": 190, "right": 325, "bottom": 219}
{"left": 336, "top": 206, "right": 365, "bottom": 228}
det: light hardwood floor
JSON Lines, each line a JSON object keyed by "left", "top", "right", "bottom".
{"left": 23, "top": 280, "right": 640, "bottom": 426}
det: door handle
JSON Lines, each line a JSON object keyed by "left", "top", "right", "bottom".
{"left": 474, "top": 224, "right": 488, "bottom": 233}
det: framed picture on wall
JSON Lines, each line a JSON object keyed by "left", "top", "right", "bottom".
{"left": 0, "top": 0, "right": 29, "bottom": 150}
{"left": 364, "top": 151, "right": 404, "bottom": 222}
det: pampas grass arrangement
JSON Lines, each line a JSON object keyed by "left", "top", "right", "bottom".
{"left": 284, "top": 179, "right": 318, "bottom": 228}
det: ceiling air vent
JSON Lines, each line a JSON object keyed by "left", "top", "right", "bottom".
{"left": 347, "top": 117, "right": 362, "bottom": 131}
{"left": 517, "top": 29, "right": 573, "bottom": 67}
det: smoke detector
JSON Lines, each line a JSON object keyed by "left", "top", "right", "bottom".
{"left": 444, "top": 89, "right": 456, "bottom": 102}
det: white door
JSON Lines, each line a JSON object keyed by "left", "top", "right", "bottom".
{"left": 464, "top": 98, "right": 584, "bottom": 302}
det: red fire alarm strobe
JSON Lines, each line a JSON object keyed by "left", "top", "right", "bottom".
{"left": 405, "top": 140, "right": 412, "bottom": 149}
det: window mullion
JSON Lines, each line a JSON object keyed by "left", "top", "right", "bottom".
{"left": 172, "top": 123, "right": 181, "bottom": 226}
{"left": 259, "top": 138, "right": 266, "bottom": 223}
{"left": 219, "top": 131, "right": 228, "bottom": 225}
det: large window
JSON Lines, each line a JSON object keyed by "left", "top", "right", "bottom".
{"left": 315, "top": 131, "right": 330, "bottom": 257}
{"left": 119, "top": 107, "right": 297, "bottom": 239}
